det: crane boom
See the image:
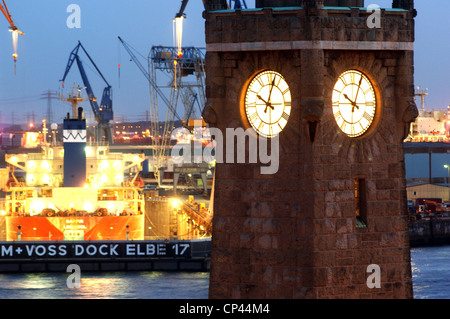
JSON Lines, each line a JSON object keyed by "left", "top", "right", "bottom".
{"left": 176, "top": 0, "right": 190, "bottom": 18}
{"left": 60, "top": 41, "right": 113, "bottom": 144}
{"left": 0, "top": 0, "right": 23, "bottom": 34}
{"left": 176, "top": 0, "right": 209, "bottom": 18}
{"left": 118, "top": 36, "right": 181, "bottom": 121}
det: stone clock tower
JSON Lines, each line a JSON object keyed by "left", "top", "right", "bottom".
{"left": 203, "top": 0, "right": 417, "bottom": 298}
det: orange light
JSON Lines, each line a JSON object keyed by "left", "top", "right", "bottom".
{"left": 12, "top": 53, "right": 17, "bottom": 61}
{"left": 177, "top": 52, "right": 183, "bottom": 58}
{"left": 174, "top": 60, "right": 178, "bottom": 66}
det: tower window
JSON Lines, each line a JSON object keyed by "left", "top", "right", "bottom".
{"left": 355, "top": 178, "right": 367, "bottom": 228}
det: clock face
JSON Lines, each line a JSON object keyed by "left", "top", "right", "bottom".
{"left": 332, "top": 69, "right": 377, "bottom": 138}
{"left": 244, "top": 70, "right": 291, "bottom": 138}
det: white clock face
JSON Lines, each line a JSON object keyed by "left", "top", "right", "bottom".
{"left": 244, "top": 70, "right": 291, "bottom": 138}
{"left": 332, "top": 70, "right": 377, "bottom": 138}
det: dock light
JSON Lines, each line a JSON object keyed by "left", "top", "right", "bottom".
{"left": 171, "top": 198, "right": 181, "bottom": 208}
{"left": 100, "top": 160, "right": 109, "bottom": 170}
{"left": 107, "top": 203, "right": 115, "bottom": 212}
{"left": 41, "top": 160, "right": 50, "bottom": 170}
{"left": 85, "top": 147, "right": 93, "bottom": 156}
{"left": 115, "top": 174, "right": 123, "bottom": 184}
{"left": 114, "top": 160, "right": 122, "bottom": 169}
{"left": 83, "top": 201, "right": 94, "bottom": 212}
{"left": 42, "top": 174, "right": 50, "bottom": 185}
{"left": 26, "top": 174, "right": 36, "bottom": 186}
{"left": 445, "top": 165, "right": 450, "bottom": 202}
{"left": 99, "top": 174, "right": 108, "bottom": 185}
{"left": 27, "top": 161, "right": 36, "bottom": 170}
{"left": 173, "top": 16, "right": 184, "bottom": 56}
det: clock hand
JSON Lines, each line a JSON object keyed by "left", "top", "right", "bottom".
{"left": 355, "top": 76, "right": 363, "bottom": 100}
{"left": 264, "top": 104, "right": 275, "bottom": 113}
{"left": 264, "top": 78, "right": 277, "bottom": 113}
{"left": 351, "top": 107, "right": 354, "bottom": 124}
{"left": 268, "top": 78, "right": 275, "bottom": 103}
{"left": 343, "top": 93, "right": 354, "bottom": 104}
{"left": 257, "top": 94, "right": 268, "bottom": 104}
{"left": 344, "top": 93, "right": 359, "bottom": 112}
{"left": 258, "top": 93, "right": 275, "bottom": 113}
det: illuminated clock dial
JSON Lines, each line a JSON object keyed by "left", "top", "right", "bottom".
{"left": 332, "top": 69, "right": 377, "bottom": 138}
{"left": 244, "top": 70, "right": 291, "bottom": 138}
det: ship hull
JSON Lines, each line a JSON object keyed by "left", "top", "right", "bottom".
{"left": 6, "top": 215, "right": 144, "bottom": 241}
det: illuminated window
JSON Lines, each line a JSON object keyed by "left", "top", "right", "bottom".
{"left": 355, "top": 178, "right": 367, "bottom": 228}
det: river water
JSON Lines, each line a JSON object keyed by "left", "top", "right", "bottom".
{"left": 411, "top": 246, "right": 450, "bottom": 299}
{"left": 0, "top": 246, "right": 447, "bottom": 299}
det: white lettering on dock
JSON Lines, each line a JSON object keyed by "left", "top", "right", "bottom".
{"left": 1, "top": 245, "right": 12, "bottom": 257}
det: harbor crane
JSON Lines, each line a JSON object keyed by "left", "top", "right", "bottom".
{"left": 119, "top": 37, "right": 205, "bottom": 186}
{"left": 60, "top": 41, "right": 114, "bottom": 144}
{"left": 0, "top": 0, "right": 23, "bottom": 74}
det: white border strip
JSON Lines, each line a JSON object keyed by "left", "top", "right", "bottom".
{"left": 207, "top": 41, "right": 414, "bottom": 52}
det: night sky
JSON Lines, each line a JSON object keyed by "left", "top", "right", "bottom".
{"left": 0, "top": 0, "right": 448, "bottom": 126}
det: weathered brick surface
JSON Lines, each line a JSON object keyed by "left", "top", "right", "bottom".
{"left": 205, "top": 1, "right": 415, "bottom": 299}
{"left": 205, "top": 6, "right": 414, "bottom": 45}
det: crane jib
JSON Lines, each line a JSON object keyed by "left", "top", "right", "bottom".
{"left": 60, "top": 41, "right": 113, "bottom": 144}
{"left": 60, "top": 42, "right": 113, "bottom": 121}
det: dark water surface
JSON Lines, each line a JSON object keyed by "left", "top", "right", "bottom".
{"left": 0, "top": 271, "right": 209, "bottom": 299}
{"left": 0, "top": 246, "right": 447, "bottom": 299}
{"left": 411, "top": 246, "right": 450, "bottom": 299}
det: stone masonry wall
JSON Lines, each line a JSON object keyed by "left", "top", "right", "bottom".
{"left": 205, "top": 8, "right": 414, "bottom": 46}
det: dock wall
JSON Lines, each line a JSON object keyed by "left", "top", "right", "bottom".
{"left": 409, "top": 218, "right": 450, "bottom": 247}
{"left": 0, "top": 239, "right": 211, "bottom": 273}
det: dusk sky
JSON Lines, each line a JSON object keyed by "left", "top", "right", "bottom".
{"left": 0, "top": 0, "right": 448, "bottom": 126}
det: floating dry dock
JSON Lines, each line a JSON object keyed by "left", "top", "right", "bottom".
{"left": 0, "top": 239, "right": 211, "bottom": 272}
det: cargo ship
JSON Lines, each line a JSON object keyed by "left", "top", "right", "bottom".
{"left": 2, "top": 107, "right": 146, "bottom": 241}
{"left": 0, "top": 107, "right": 211, "bottom": 272}
{"left": 0, "top": 109, "right": 213, "bottom": 241}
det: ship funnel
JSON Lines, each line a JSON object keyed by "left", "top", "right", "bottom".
{"left": 63, "top": 107, "right": 87, "bottom": 187}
